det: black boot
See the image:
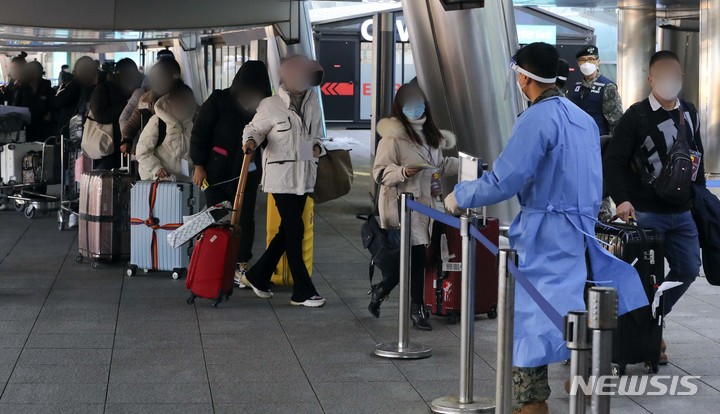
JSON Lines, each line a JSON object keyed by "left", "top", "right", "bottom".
{"left": 411, "top": 303, "right": 432, "bottom": 331}
{"left": 368, "top": 284, "right": 389, "bottom": 318}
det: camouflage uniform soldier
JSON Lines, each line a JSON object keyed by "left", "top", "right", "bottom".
{"left": 513, "top": 366, "right": 551, "bottom": 408}
{"left": 569, "top": 45, "right": 623, "bottom": 220}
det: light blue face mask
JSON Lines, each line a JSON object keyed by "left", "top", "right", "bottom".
{"left": 402, "top": 102, "right": 426, "bottom": 120}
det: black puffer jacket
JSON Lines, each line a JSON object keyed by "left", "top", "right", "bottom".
{"left": 190, "top": 89, "right": 258, "bottom": 188}
{"left": 15, "top": 79, "right": 55, "bottom": 141}
{"left": 190, "top": 61, "right": 271, "bottom": 193}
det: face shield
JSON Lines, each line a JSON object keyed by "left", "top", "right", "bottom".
{"left": 509, "top": 60, "right": 558, "bottom": 84}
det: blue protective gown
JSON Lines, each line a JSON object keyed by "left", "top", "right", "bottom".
{"left": 454, "top": 96, "right": 648, "bottom": 368}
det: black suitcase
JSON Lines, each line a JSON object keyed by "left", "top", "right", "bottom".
{"left": 595, "top": 222, "right": 664, "bottom": 376}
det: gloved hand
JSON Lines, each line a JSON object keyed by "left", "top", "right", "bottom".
{"left": 444, "top": 191, "right": 461, "bottom": 215}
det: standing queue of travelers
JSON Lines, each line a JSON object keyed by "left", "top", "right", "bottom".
{"left": 1, "top": 42, "right": 705, "bottom": 414}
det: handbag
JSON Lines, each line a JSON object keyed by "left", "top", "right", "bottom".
{"left": 81, "top": 111, "right": 115, "bottom": 160}
{"left": 359, "top": 213, "right": 400, "bottom": 288}
{"left": 314, "top": 149, "right": 353, "bottom": 204}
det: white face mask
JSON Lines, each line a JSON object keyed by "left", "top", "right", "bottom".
{"left": 516, "top": 78, "right": 530, "bottom": 102}
{"left": 579, "top": 62, "right": 597, "bottom": 77}
{"left": 654, "top": 78, "right": 683, "bottom": 101}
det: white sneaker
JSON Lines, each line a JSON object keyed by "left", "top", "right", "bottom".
{"left": 234, "top": 262, "right": 249, "bottom": 288}
{"left": 290, "top": 295, "right": 326, "bottom": 308}
{"left": 240, "top": 274, "right": 273, "bottom": 299}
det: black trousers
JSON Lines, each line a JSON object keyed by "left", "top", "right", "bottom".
{"left": 380, "top": 244, "right": 426, "bottom": 305}
{"left": 246, "top": 193, "right": 318, "bottom": 302}
{"left": 205, "top": 171, "right": 261, "bottom": 264}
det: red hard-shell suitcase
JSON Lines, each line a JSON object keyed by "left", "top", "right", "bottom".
{"left": 424, "top": 217, "right": 500, "bottom": 323}
{"left": 186, "top": 152, "right": 253, "bottom": 307}
{"left": 185, "top": 227, "right": 238, "bottom": 305}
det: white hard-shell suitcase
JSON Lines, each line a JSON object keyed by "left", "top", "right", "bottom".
{"left": 128, "top": 181, "right": 200, "bottom": 279}
{"left": 0, "top": 142, "right": 54, "bottom": 185}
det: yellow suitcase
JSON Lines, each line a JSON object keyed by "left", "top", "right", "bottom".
{"left": 266, "top": 194, "right": 314, "bottom": 285}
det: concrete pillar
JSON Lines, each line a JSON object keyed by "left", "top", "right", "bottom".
{"left": 617, "top": 0, "right": 657, "bottom": 107}
{"left": 700, "top": 0, "right": 720, "bottom": 175}
{"left": 401, "top": 0, "right": 522, "bottom": 226}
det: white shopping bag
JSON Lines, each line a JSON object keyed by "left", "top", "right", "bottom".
{"left": 167, "top": 204, "right": 230, "bottom": 249}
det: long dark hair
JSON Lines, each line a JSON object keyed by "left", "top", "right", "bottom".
{"left": 391, "top": 83, "right": 443, "bottom": 148}
{"left": 231, "top": 60, "right": 272, "bottom": 100}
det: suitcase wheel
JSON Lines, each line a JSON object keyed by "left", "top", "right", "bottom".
{"left": 561, "top": 359, "right": 570, "bottom": 365}
{"left": 126, "top": 265, "right": 137, "bottom": 277}
{"left": 142, "top": 269, "right": 149, "bottom": 274}
{"left": 171, "top": 268, "right": 184, "bottom": 280}
{"left": 14, "top": 200, "right": 25, "bottom": 211}
{"left": 211, "top": 297, "right": 222, "bottom": 308}
{"left": 612, "top": 364, "right": 626, "bottom": 377}
{"left": 91, "top": 261, "right": 101, "bottom": 270}
{"left": 186, "top": 295, "right": 196, "bottom": 305}
{"left": 487, "top": 305, "right": 498, "bottom": 320}
{"left": 0, "top": 202, "right": 6, "bottom": 211}
{"left": 75, "top": 255, "right": 84, "bottom": 264}
{"left": 447, "top": 314, "right": 459, "bottom": 325}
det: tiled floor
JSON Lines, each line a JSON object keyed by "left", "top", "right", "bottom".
{"left": 0, "top": 130, "right": 718, "bottom": 413}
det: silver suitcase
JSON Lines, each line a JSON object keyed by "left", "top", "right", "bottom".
{"left": 128, "top": 181, "right": 200, "bottom": 279}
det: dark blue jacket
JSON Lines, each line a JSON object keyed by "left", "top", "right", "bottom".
{"left": 691, "top": 184, "right": 720, "bottom": 285}
{"left": 569, "top": 74, "right": 613, "bottom": 135}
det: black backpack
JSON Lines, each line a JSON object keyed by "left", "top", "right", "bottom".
{"left": 634, "top": 102, "right": 695, "bottom": 204}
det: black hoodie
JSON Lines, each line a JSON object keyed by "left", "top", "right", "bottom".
{"left": 190, "top": 61, "right": 272, "bottom": 193}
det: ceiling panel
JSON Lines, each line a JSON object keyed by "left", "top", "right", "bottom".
{"left": 0, "top": 0, "right": 293, "bottom": 30}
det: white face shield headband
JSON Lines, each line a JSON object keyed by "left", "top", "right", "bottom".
{"left": 510, "top": 60, "right": 558, "bottom": 84}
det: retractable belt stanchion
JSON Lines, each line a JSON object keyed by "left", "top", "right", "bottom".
{"left": 431, "top": 214, "right": 494, "bottom": 414}
{"left": 494, "top": 249, "right": 516, "bottom": 414}
{"left": 565, "top": 310, "right": 590, "bottom": 414}
{"left": 588, "top": 287, "right": 617, "bottom": 414}
{"left": 375, "top": 193, "right": 432, "bottom": 359}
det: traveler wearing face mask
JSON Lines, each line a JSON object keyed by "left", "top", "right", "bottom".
{"left": 604, "top": 50, "right": 705, "bottom": 365}
{"left": 136, "top": 80, "right": 196, "bottom": 181}
{"left": 370, "top": 83, "right": 459, "bottom": 330}
{"left": 568, "top": 45, "right": 623, "bottom": 136}
{"left": 190, "top": 61, "right": 272, "bottom": 286}
{"left": 444, "top": 42, "right": 646, "bottom": 414}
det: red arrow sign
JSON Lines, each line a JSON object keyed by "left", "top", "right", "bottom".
{"left": 321, "top": 82, "right": 354, "bottom": 96}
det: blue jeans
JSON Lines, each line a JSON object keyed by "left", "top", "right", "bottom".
{"left": 634, "top": 210, "right": 700, "bottom": 314}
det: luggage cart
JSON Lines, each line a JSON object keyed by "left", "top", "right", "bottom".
{"left": 4, "top": 190, "right": 59, "bottom": 219}
{"left": 0, "top": 137, "right": 59, "bottom": 219}
{"left": 57, "top": 134, "right": 82, "bottom": 231}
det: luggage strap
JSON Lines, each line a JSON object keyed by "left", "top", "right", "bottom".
{"left": 129, "top": 181, "right": 183, "bottom": 270}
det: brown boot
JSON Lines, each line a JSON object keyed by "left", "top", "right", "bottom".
{"left": 564, "top": 379, "right": 592, "bottom": 397}
{"left": 512, "top": 401, "right": 549, "bottom": 414}
{"left": 659, "top": 338, "right": 668, "bottom": 365}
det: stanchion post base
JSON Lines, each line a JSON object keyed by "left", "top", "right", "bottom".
{"left": 430, "top": 396, "right": 495, "bottom": 413}
{"left": 374, "top": 342, "right": 432, "bottom": 359}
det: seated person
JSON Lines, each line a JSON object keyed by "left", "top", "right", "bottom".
{"left": 135, "top": 81, "right": 196, "bottom": 181}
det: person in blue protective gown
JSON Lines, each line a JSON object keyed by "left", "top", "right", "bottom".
{"left": 444, "top": 42, "right": 647, "bottom": 414}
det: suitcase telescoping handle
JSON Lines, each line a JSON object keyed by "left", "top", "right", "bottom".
{"left": 230, "top": 150, "right": 255, "bottom": 230}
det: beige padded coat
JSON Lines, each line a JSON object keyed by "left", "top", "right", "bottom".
{"left": 373, "top": 117, "right": 459, "bottom": 246}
